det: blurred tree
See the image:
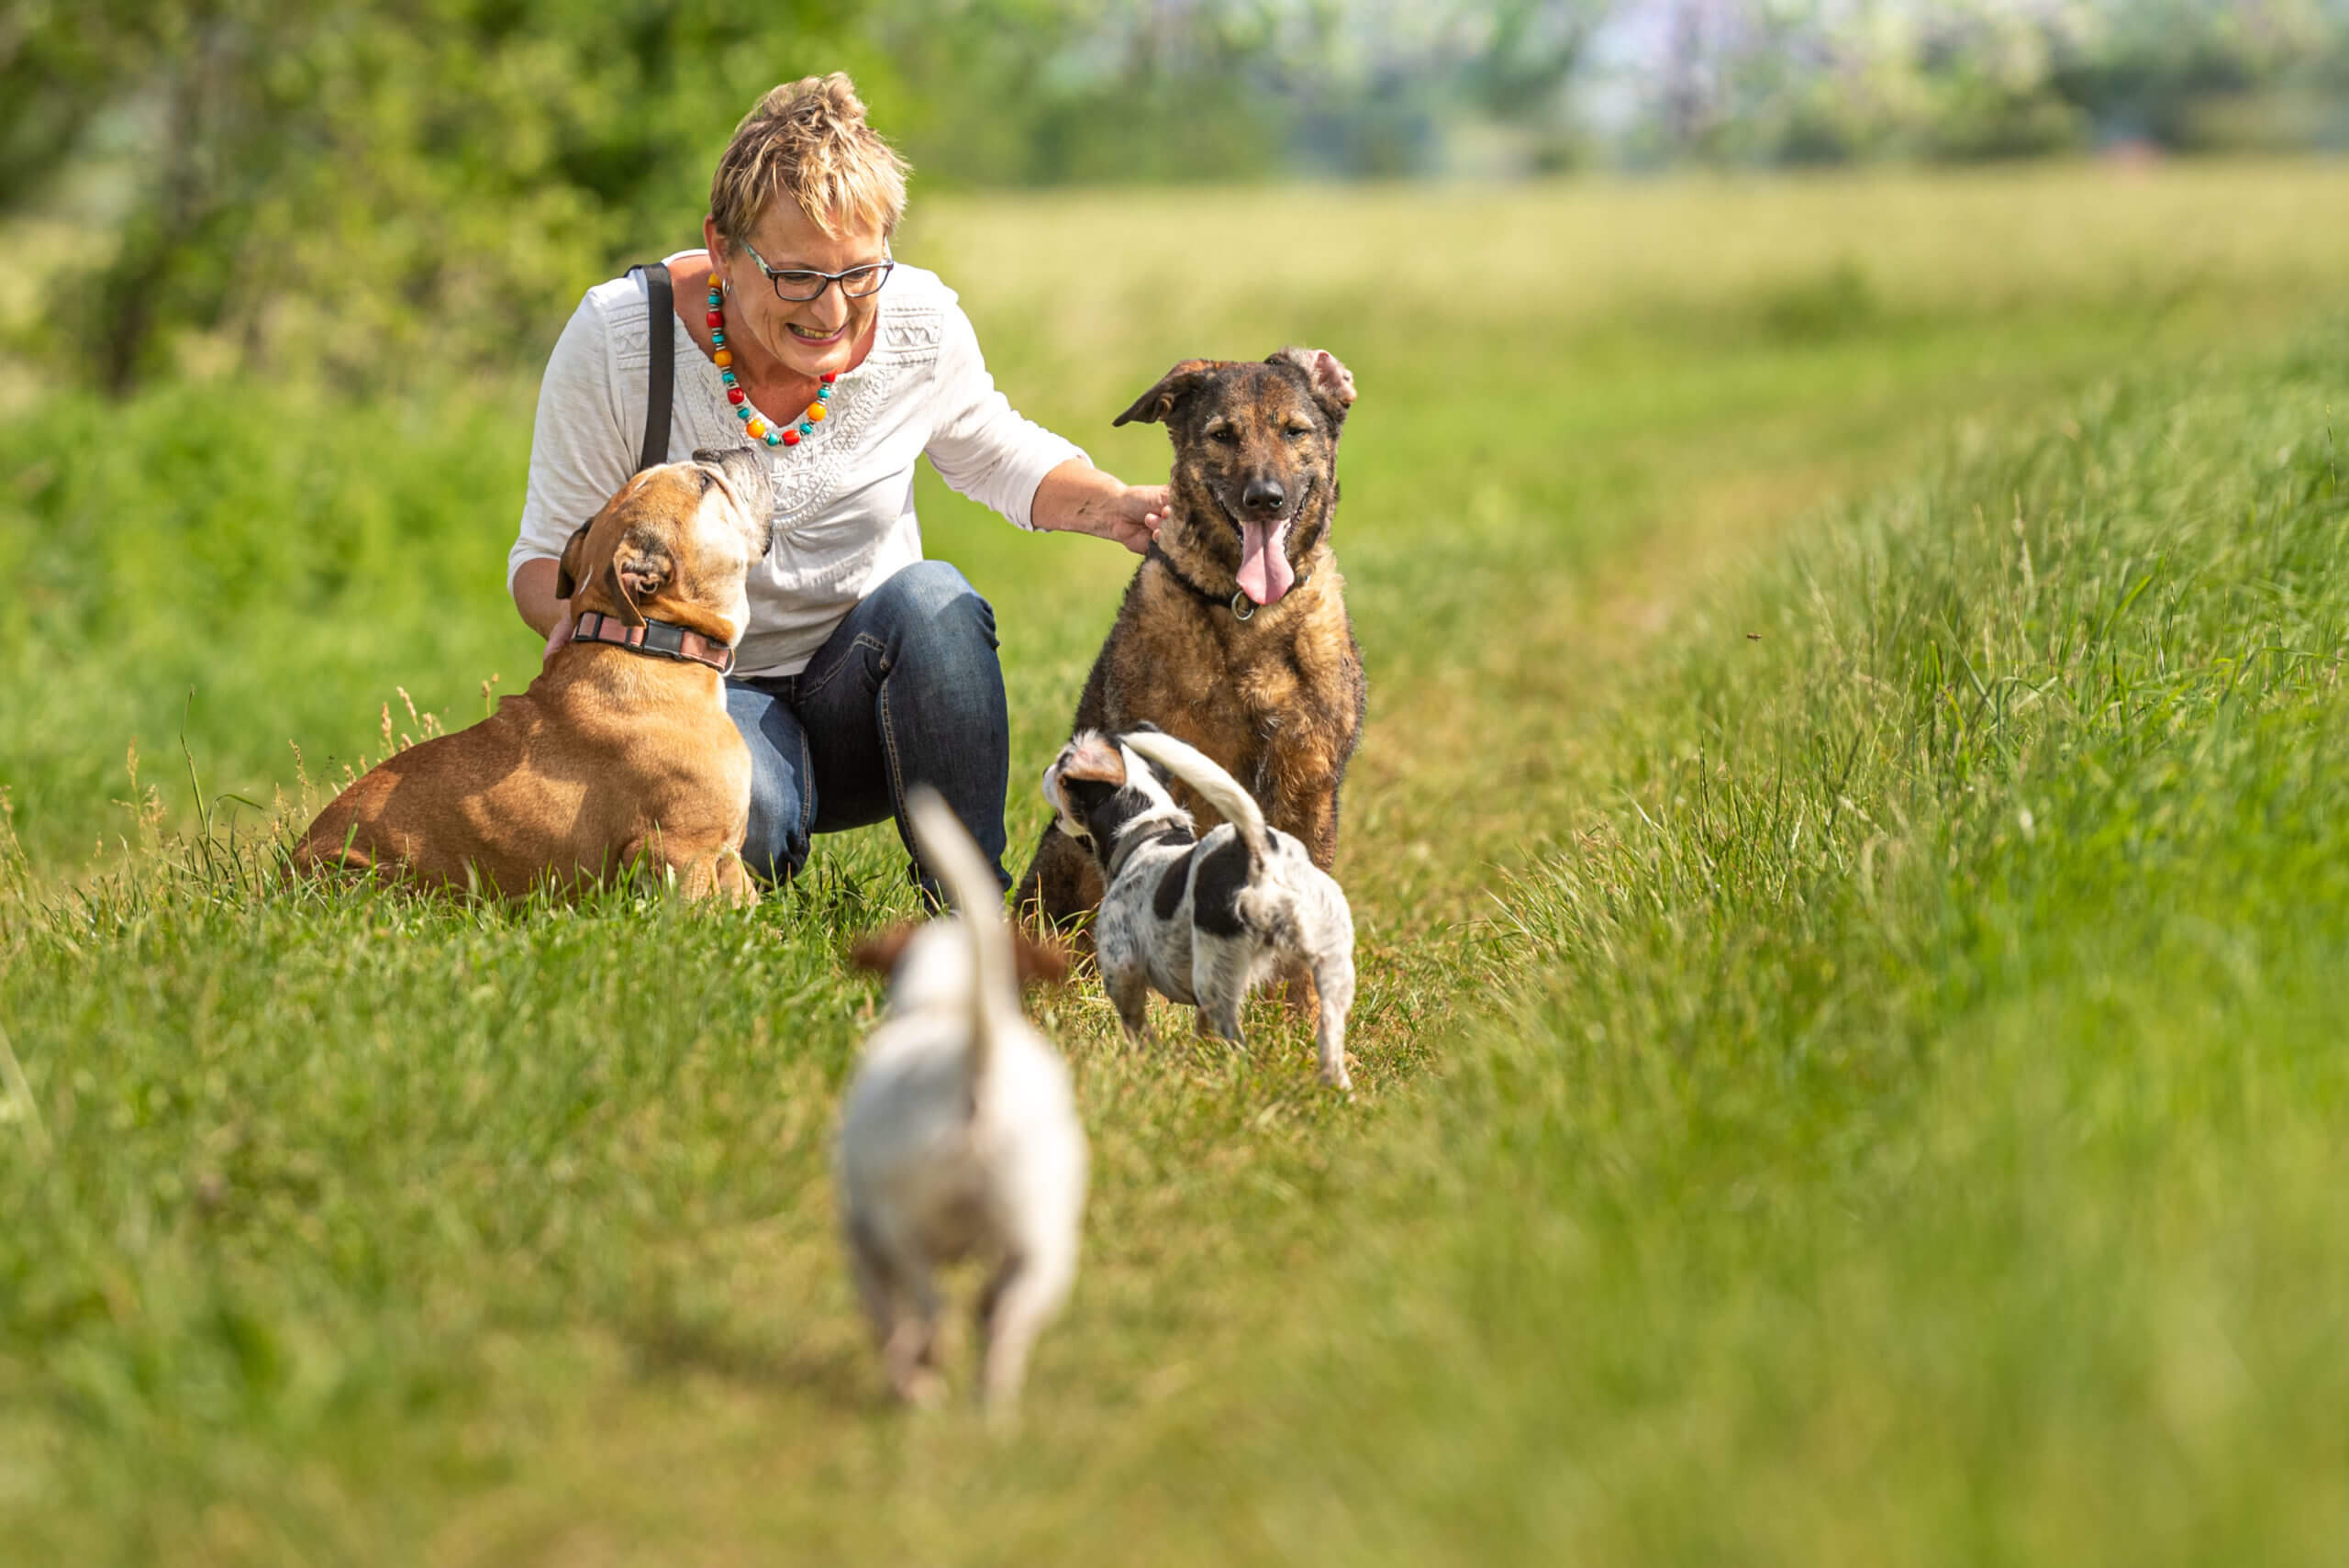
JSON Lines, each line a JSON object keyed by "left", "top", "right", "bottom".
{"left": 5, "top": 0, "right": 877, "bottom": 393}
{"left": 1275, "top": 0, "right": 1611, "bottom": 176}
{"left": 871, "top": 0, "right": 1294, "bottom": 185}
{"left": 1609, "top": 0, "right": 2093, "bottom": 165}
{"left": 7, "top": 0, "right": 2349, "bottom": 394}
{"left": 1601, "top": 0, "right": 2349, "bottom": 167}
{"left": 0, "top": 0, "right": 128, "bottom": 213}
{"left": 2047, "top": 0, "right": 2349, "bottom": 149}
{"left": 1464, "top": 0, "right": 1612, "bottom": 121}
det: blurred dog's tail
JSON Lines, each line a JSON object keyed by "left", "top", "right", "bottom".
{"left": 1121, "top": 731, "right": 1270, "bottom": 862}
{"left": 904, "top": 785, "right": 1019, "bottom": 1086}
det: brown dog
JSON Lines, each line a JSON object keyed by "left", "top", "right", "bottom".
{"left": 294, "top": 448, "right": 773, "bottom": 902}
{"left": 1016, "top": 347, "right": 1364, "bottom": 931}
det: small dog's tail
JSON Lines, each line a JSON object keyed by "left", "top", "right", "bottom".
{"left": 904, "top": 785, "right": 1019, "bottom": 1085}
{"left": 1120, "top": 731, "right": 1271, "bottom": 862}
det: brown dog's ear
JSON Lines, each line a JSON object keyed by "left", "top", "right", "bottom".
{"left": 606, "top": 546, "right": 665, "bottom": 627}
{"left": 1268, "top": 346, "right": 1357, "bottom": 427}
{"left": 849, "top": 923, "right": 918, "bottom": 975}
{"left": 553, "top": 521, "right": 594, "bottom": 600}
{"left": 555, "top": 507, "right": 647, "bottom": 626}
{"left": 1113, "top": 359, "right": 1229, "bottom": 428}
{"left": 592, "top": 561, "right": 644, "bottom": 628}
{"left": 1012, "top": 932, "right": 1071, "bottom": 989}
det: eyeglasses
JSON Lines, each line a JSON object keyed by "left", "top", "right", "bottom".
{"left": 736, "top": 238, "right": 895, "bottom": 303}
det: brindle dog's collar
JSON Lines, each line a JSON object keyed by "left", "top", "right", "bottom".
{"left": 1146, "top": 541, "right": 1310, "bottom": 624}
{"left": 573, "top": 610, "right": 737, "bottom": 674}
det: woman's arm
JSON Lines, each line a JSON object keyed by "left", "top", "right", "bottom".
{"left": 921, "top": 291, "right": 1168, "bottom": 551}
{"left": 509, "top": 289, "right": 634, "bottom": 653}
{"left": 1030, "top": 460, "right": 1172, "bottom": 555}
{"left": 514, "top": 557, "right": 569, "bottom": 642}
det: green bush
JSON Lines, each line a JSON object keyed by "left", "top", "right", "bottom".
{"left": 0, "top": 380, "right": 539, "bottom": 863}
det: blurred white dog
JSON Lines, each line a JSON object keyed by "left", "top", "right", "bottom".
{"left": 836, "top": 787, "right": 1087, "bottom": 1417}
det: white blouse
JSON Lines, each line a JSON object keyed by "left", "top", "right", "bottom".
{"left": 509, "top": 257, "right": 1086, "bottom": 678}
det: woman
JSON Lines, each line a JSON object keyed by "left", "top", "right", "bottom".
{"left": 507, "top": 73, "right": 1165, "bottom": 898}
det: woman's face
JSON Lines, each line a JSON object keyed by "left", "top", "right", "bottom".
{"left": 706, "top": 201, "right": 890, "bottom": 384}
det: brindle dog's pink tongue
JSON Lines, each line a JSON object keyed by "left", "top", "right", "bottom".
{"left": 1238, "top": 520, "right": 1295, "bottom": 606}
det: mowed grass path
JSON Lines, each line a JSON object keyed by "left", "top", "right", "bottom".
{"left": 4, "top": 161, "right": 2349, "bottom": 1562}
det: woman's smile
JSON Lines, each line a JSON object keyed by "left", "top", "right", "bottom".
{"left": 702, "top": 200, "right": 888, "bottom": 388}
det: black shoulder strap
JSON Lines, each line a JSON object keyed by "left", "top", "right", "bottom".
{"left": 629, "top": 262, "right": 674, "bottom": 474}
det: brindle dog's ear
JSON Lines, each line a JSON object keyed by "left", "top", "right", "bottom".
{"left": 1267, "top": 346, "right": 1358, "bottom": 428}
{"left": 553, "top": 520, "right": 594, "bottom": 600}
{"left": 1113, "top": 358, "right": 1229, "bottom": 428}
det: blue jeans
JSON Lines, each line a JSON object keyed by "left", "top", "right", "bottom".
{"left": 725, "top": 560, "right": 1010, "bottom": 901}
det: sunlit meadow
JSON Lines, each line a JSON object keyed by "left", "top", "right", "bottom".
{"left": 5, "top": 159, "right": 2349, "bottom": 1563}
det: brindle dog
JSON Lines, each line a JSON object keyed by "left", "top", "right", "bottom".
{"left": 1016, "top": 346, "right": 1364, "bottom": 932}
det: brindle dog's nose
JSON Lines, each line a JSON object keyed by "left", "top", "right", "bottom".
{"left": 1242, "top": 477, "right": 1286, "bottom": 515}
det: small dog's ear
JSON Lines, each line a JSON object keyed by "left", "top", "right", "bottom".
{"left": 1012, "top": 932, "right": 1071, "bottom": 989}
{"left": 1057, "top": 732, "right": 1128, "bottom": 787}
{"left": 1268, "top": 346, "right": 1357, "bottom": 427}
{"left": 1114, "top": 359, "right": 1227, "bottom": 428}
{"left": 554, "top": 520, "right": 594, "bottom": 600}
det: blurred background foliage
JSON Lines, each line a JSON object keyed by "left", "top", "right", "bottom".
{"left": 1, "top": 0, "right": 2345, "bottom": 395}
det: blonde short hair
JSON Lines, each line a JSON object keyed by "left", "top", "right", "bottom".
{"left": 710, "top": 72, "right": 909, "bottom": 245}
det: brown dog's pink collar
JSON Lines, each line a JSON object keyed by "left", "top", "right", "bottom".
{"left": 572, "top": 610, "right": 737, "bottom": 674}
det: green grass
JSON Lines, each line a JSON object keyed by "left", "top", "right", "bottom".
{"left": 1208, "top": 347, "right": 2349, "bottom": 1565}
{"left": 4, "top": 161, "right": 2349, "bottom": 1562}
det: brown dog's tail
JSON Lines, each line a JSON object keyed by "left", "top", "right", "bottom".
{"left": 903, "top": 786, "right": 1022, "bottom": 1090}
{"left": 1121, "top": 731, "right": 1271, "bottom": 863}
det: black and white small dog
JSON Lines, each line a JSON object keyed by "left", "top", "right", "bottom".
{"left": 838, "top": 787, "right": 1088, "bottom": 1418}
{"left": 1041, "top": 728, "right": 1357, "bottom": 1091}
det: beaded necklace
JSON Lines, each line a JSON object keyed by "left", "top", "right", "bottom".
{"left": 707, "top": 271, "right": 835, "bottom": 449}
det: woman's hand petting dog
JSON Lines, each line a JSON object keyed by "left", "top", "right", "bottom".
{"left": 1086, "top": 482, "right": 1174, "bottom": 553}
{"left": 1033, "top": 462, "right": 1172, "bottom": 554}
